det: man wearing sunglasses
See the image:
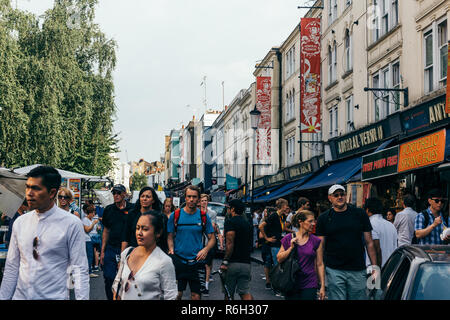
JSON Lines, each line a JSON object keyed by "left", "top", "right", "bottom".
{"left": 0, "top": 166, "right": 89, "bottom": 300}
{"left": 100, "top": 184, "right": 134, "bottom": 300}
{"left": 414, "top": 189, "right": 450, "bottom": 245}
{"left": 315, "top": 184, "right": 378, "bottom": 300}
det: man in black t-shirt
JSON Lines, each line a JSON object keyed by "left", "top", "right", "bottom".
{"left": 100, "top": 184, "right": 134, "bottom": 300}
{"left": 220, "top": 199, "right": 253, "bottom": 300}
{"left": 315, "top": 184, "right": 377, "bottom": 300}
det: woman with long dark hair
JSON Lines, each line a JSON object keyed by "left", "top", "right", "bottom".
{"left": 113, "top": 211, "right": 177, "bottom": 300}
{"left": 122, "top": 187, "right": 163, "bottom": 251}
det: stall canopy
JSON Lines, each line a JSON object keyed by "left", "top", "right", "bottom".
{"left": 13, "top": 164, "right": 106, "bottom": 180}
{"left": 295, "top": 157, "right": 362, "bottom": 191}
{"left": 242, "top": 184, "right": 282, "bottom": 203}
{"left": 254, "top": 174, "right": 312, "bottom": 203}
{"left": 0, "top": 168, "right": 27, "bottom": 218}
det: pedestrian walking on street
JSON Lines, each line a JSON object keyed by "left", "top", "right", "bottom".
{"left": 57, "top": 187, "right": 80, "bottom": 218}
{"left": 414, "top": 189, "right": 450, "bottom": 245}
{"left": 200, "top": 194, "right": 218, "bottom": 296}
{"left": 167, "top": 185, "right": 216, "bottom": 300}
{"left": 100, "top": 184, "right": 134, "bottom": 300}
{"left": 112, "top": 211, "right": 177, "bottom": 300}
{"left": 82, "top": 205, "right": 100, "bottom": 278}
{"left": 394, "top": 193, "right": 418, "bottom": 247}
{"left": 163, "top": 197, "right": 175, "bottom": 220}
{"left": 315, "top": 184, "right": 378, "bottom": 300}
{"left": 277, "top": 210, "right": 325, "bottom": 300}
{"left": 5, "top": 199, "right": 28, "bottom": 249}
{"left": 258, "top": 207, "right": 275, "bottom": 290}
{"left": 219, "top": 199, "right": 254, "bottom": 300}
{"left": 121, "top": 186, "right": 162, "bottom": 251}
{"left": 363, "top": 198, "right": 398, "bottom": 268}
{"left": 0, "top": 165, "right": 89, "bottom": 300}
{"left": 286, "top": 197, "right": 311, "bottom": 233}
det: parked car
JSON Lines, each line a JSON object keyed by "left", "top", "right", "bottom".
{"left": 376, "top": 245, "right": 450, "bottom": 300}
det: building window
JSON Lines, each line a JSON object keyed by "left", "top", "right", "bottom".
{"left": 424, "top": 18, "right": 447, "bottom": 94}
{"left": 286, "top": 136, "right": 296, "bottom": 166}
{"left": 329, "top": 105, "right": 338, "bottom": 138}
{"left": 346, "top": 95, "right": 354, "bottom": 132}
{"left": 328, "top": 42, "right": 337, "bottom": 84}
{"left": 286, "top": 45, "right": 296, "bottom": 78}
{"left": 372, "top": 60, "right": 401, "bottom": 121}
{"left": 372, "top": 0, "right": 399, "bottom": 43}
{"left": 328, "top": 0, "right": 337, "bottom": 26}
{"left": 344, "top": 29, "right": 352, "bottom": 72}
{"left": 285, "top": 90, "right": 295, "bottom": 122}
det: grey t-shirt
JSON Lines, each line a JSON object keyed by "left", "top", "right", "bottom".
{"left": 207, "top": 208, "right": 218, "bottom": 225}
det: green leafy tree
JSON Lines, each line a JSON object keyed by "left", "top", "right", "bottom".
{"left": 0, "top": 0, "right": 118, "bottom": 175}
{"left": 130, "top": 173, "right": 148, "bottom": 191}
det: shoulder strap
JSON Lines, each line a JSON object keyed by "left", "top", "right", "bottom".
{"left": 200, "top": 210, "right": 207, "bottom": 232}
{"left": 421, "top": 210, "right": 430, "bottom": 228}
{"left": 174, "top": 208, "right": 181, "bottom": 232}
{"left": 126, "top": 246, "right": 135, "bottom": 258}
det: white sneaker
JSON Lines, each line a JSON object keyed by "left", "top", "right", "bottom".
{"left": 89, "top": 273, "right": 99, "bottom": 278}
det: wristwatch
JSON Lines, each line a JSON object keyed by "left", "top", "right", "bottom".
{"left": 222, "top": 260, "right": 229, "bottom": 266}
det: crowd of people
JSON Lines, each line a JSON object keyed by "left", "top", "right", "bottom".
{"left": 0, "top": 165, "right": 448, "bottom": 301}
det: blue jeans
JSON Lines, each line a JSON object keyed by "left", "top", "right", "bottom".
{"left": 85, "top": 241, "right": 94, "bottom": 274}
{"left": 103, "top": 245, "right": 121, "bottom": 300}
{"left": 270, "top": 246, "right": 280, "bottom": 267}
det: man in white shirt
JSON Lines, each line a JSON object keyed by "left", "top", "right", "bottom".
{"left": 0, "top": 165, "right": 89, "bottom": 300}
{"left": 394, "top": 193, "right": 418, "bottom": 247}
{"left": 363, "top": 197, "right": 398, "bottom": 268}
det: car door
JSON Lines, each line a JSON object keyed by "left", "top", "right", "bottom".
{"left": 383, "top": 256, "right": 412, "bottom": 300}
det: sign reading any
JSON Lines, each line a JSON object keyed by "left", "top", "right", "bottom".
{"left": 398, "top": 129, "right": 446, "bottom": 173}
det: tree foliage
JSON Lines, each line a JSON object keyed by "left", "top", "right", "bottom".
{"left": 0, "top": 0, "right": 118, "bottom": 175}
{"left": 130, "top": 172, "right": 148, "bottom": 192}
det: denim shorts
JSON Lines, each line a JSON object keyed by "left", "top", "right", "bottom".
{"left": 326, "top": 267, "right": 368, "bottom": 300}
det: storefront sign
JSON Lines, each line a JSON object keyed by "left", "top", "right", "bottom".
{"left": 226, "top": 174, "right": 239, "bottom": 190}
{"left": 289, "top": 162, "right": 313, "bottom": 179}
{"left": 402, "top": 95, "right": 449, "bottom": 136}
{"left": 362, "top": 146, "right": 399, "bottom": 181}
{"left": 267, "top": 170, "right": 287, "bottom": 185}
{"left": 332, "top": 124, "right": 385, "bottom": 159}
{"left": 253, "top": 177, "right": 266, "bottom": 189}
{"left": 256, "top": 76, "right": 272, "bottom": 162}
{"left": 300, "top": 18, "right": 322, "bottom": 133}
{"left": 398, "top": 129, "right": 446, "bottom": 173}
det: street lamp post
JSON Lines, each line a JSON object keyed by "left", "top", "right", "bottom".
{"left": 249, "top": 105, "right": 261, "bottom": 210}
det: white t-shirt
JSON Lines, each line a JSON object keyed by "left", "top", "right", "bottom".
{"left": 366, "top": 214, "right": 398, "bottom": 267}
{"left": 82, "top": 217, "right": 98, "bottom": 242}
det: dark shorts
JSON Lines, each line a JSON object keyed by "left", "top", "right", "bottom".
{"left": 261, "top": 244, "right": 273, "bottom": 268}
{"left": 206, "top": 246, "right": 215, "bottom": 266}
{"left": 170, "top": 255, "right": 206, "bottom": 295}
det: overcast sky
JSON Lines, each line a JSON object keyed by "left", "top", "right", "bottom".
{"left": 17, "top": 0, "right": 310, "bottom": 164}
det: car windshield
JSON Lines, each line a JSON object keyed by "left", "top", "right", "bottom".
{"left": 409, "top": 263, "right": 450, "bottom": 300}
{"left": 208, "top": 204, "right": 227, "bottom": 217}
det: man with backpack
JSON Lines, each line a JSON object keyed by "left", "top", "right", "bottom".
{"left": 167, "top": 185, "right": 216, "bottom": 300}
{"left": 414, "top": 189, "right": 450, "bottom": 245}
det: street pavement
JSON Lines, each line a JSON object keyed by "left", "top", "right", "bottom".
{"left": 84, "top": 249, "right": 284, "bottom": 300}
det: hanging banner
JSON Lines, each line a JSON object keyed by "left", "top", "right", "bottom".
{"left": 256, "top": 76, "right": 272, "bottom": 162}
{"left": 446, "top": 41, "right": 450, "bottom": 113}
{"left": 300, "top": 18, "right": 321, "bottom": 133}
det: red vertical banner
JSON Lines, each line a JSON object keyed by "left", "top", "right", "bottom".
{"left": 446, "top": 41, "right": 450, "bottom": 113}
{"left": 300, "top": 18, "right": 321, "bottom": 133}
{"left": 256, "top": 76, "right": 272, "bottom": 162}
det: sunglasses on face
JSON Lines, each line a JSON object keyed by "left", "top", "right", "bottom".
{"left": 112, "top": 191, "right": 122, "bottom": 195}
{"left": 332, "top": 193, "right": 346, "bottom": 198}
{"left": 432, "top": 198, "right": 447, "bottom": 204}
{"left": 124, "top": 272, "right": 135, "bottom": 293}
{"left": 58, "top": 195, "right": 70, "bottom": 200}
{"left": 33, "top": 237, "right": 39, "bottom": 260}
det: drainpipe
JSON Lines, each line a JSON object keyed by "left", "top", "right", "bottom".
{"left": 275, "top": 48, "right": 283, "bottom": 169}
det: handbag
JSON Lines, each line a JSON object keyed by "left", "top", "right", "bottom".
{"left": 114, "top": 247, "right": 134, "bottom": 300}
{"left": 269, "top": 233, "right": 300, "bottom": 294}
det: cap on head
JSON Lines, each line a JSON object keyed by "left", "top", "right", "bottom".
{"left": 328, "top": 184, "right": 345, "bottom": 195}
{"left": 112, "top": 184, "right": 126, "bottom": 193}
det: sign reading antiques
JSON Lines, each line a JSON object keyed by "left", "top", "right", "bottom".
{"left": 398, "top": 129, "right": 446, "bottom": 173}
{"left": 362, "top": 146, "right": 399, "bottom": 181}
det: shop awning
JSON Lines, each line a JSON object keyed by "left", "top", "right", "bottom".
{"left": 242, "top": 184, "right": 281, "bottom": 202}
{"left": 294, "top": 157, "right": 362, "bottom": 191}
{"left": 253, "top": 174, "right": 312, "bottom": 203}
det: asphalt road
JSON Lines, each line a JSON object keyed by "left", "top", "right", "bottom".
{"left": 85, "top": 255, "right": 283, "bottom": 300}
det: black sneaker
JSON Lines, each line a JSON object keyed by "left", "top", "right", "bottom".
{"left": 201, "top": 288, "right": 209, "bottom": 296}
{"left": 265, "top": 283, "right": 271, "bottom": 290}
